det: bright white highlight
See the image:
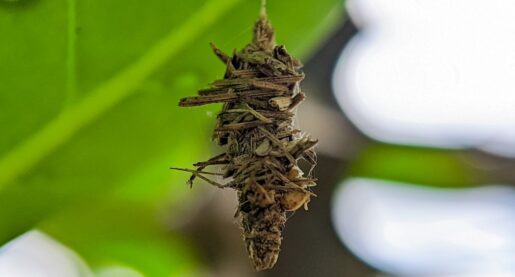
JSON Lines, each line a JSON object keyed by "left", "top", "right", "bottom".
{"left": 333, "top": 0, "right": 515, "bottom": 156}
{"left": 331, "top": 178, "right": 515, "bottom": 276}
{"left": 0, "top": 231, "right": 92, "bottom": 277}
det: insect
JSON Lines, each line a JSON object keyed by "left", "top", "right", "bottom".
{"left": 172, "top": 2, "right": 317, "bottom": 271}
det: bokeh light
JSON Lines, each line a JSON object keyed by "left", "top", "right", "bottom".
{"left": 0, "top": 231, "right": 92, "bottom": 277}
{"left": 333, "top": 0, "right": 515, "bottom": 156}
{"left": 332, "top": 178, "right": 515, "bottom": 276}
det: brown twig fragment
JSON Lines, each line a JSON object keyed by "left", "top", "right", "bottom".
{"left": 172, "top": 4, "right": 318, "bottom": 271}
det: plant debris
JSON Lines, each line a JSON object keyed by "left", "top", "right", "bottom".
{"left": 172, "top": 5, "right": 318, "bottom": 271}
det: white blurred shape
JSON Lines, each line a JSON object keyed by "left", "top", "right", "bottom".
{"left": 0, "top": 230, "right": 92, "bottom": 277}
{"left": 331, "top": 178, "right": 515, "bottom": 276}
{"left": 333, "top": 0, "right": 515, "bottom": 156}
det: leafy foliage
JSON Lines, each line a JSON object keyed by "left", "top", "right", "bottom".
{"left": 349, "top": 144, "right": 485, "bottom": 188}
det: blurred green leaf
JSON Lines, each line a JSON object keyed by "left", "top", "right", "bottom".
{"left": 39, "top": 200, "right": 202, "bottom": 277}
{"left": 0, "top": 0, "right": 344, "bottom": 256}
{"left": 348, "top": 144, "right": 486, "bottom": 188}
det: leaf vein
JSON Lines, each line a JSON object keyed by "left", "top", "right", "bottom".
{"left": 65, "top": 0, "right": 77, "bottom": 107}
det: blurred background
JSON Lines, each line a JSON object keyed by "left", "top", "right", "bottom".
{"left": 1, "top": 0, "right": 514, "bottom": 276}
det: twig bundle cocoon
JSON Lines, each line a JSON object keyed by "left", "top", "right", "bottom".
{"left": 175, "top": 13, "right": 318, "bottom": 271}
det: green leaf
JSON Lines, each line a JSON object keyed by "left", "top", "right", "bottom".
{"left": 348, "top": 144, "right": 486, "bottom": 188}
{"left": 0, "top": 0, "right": 344, "bottom": 246}
{"left": 39, "top": 200, "right": 203, "bottom": 277}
